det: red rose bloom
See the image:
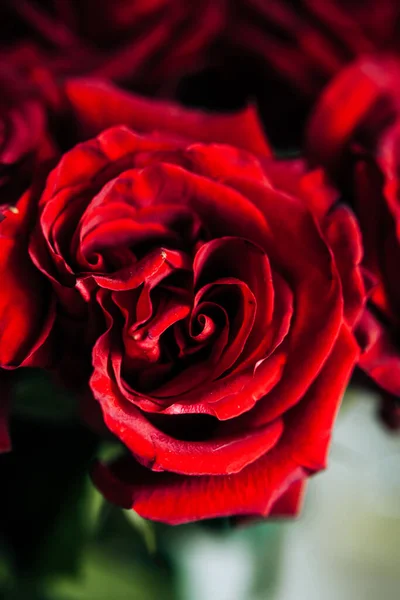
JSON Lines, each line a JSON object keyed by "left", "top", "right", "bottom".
{"left": 1, "top": 80, "right": 363, "bottom": 523}
{"left": 0, "top": 0, "right": 226, "bottom": 92}
{"left": 228, "top": 0, "right": 400, "bottom": 99}
{"left": 307, "top": 57, "right": 400, "bottom": 429}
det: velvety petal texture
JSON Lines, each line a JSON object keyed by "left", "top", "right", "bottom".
{"left": 2, "top": 83, "right": 363, "bottom": 523}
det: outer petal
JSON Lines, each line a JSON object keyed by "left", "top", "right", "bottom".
{"left": 323, "top": 205, "right": 366, "bottom": 328}
{"left": 235, "top": 479, "right": 307, "bottom": 524}
{"left": 63, "top": 78, "right": 271, "bottom": 156}
{"left": 92, "top": 327, "right": 357, "bottom": 524}
{"left": 0, "top": 189, "right": 55, "bottom": 367}
{"left": 307, "top": 56, "right": 400, "bottom": 170}
{"left": 259, "top": 159, "right": 337, "bottom": 222}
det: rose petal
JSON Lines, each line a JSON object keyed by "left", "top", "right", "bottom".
{"left": 92, "top": 345, "right": 283, "bottom": 476}
{"left": 217, "top": 174, "right": 343, "bottom": 423}
{"left": 64, "top": 78, "right": 271, "bottom": 156}
{"left": 323, "top": 205, "right": 365, "bottom": 327}
{"left": 235, "top": 479, "right": 307, "bottom": 524}
{"left": 307, "top": 56, "right": 400, "bottom": 170}
{"left": 92, "top": 326, "right": 357, "bottom": 523}
{"left": 0, "top": 189, "right": 55, "bottom": 367}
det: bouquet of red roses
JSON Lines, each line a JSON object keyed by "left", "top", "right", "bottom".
{"left": 1, "top": 2, "right": 400, "bottom": 597}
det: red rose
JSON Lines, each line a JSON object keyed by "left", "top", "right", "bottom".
{"left": 228, "top": 1, "right": 400, "bottom": 99}
{"left": 1, "top": 81, "right": 363, "bottom": 523}
{"left": 307, "top": 57, "right": 400, "bottom": 429}
{"left": 0, "top": 64, "right": 48, "bottom": 198}
{"left": 0, "top": 1, "right": 226, "bottom": 91}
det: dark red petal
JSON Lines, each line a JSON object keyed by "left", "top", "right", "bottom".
{"left": 260, "top": 159, "right": 337, "bottom": 223}
{"left": 64, "top": 78, "right": 271, "bottom": 156}
{"left": 307, "top": 56, "right": 400, "bottom": 170}
{"left": 92, "top": 298, "right": 284, "bottom": 474}
{"left": 93, "top": 247, "right": 191, "bottom": 291}
{"left": 0, "top": 189, "right": 55, "bottom": 367}
{"left": 122, "top": 291, "right": 191, "bottom": 367}
{"left": 125, "top": 302, "right": 229, "bottom": 400}
{"left": 100, "top": 289, "right": 286, "bottom": 420}
{"left": 193, "top": 236, "right": 275, "bottom": 376}
{"left": 111, "top": 161, "right": 271, "bottom": 247}
{"left": 220, "top": 175, "right": 343, "bottom": 423}
{"left": 323, "top": 205, "right": 366, "bottom": 328}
